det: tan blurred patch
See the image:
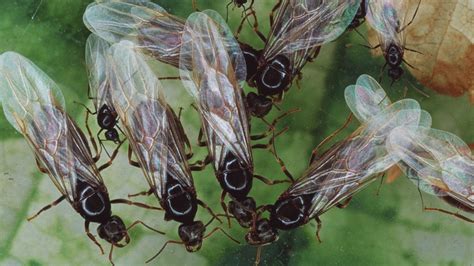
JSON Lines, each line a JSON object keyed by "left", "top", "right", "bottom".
{"left": 368, "top": 0, "right": 474, "bottom": 102}
{"left": 386, "top": 165, "right": 402, "bottom": 183}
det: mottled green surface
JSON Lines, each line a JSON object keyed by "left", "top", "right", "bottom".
{"left": 0, "top": 1, "right": 472, "bottom": 266}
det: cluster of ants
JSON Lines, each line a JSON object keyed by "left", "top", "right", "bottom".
{"left": 0, "top": 0, "right": 471, "bottom": 265}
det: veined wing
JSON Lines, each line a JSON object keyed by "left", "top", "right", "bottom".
{"left": 179, "top": 10, "right": 252, "bottom": 168}
{"left": 387, "top": 126, "right": 473, "bottom": 208}
{"left": 0, "top": 52, "right": 104, "bottom": 202}
{"left": 85, "top": 33, "right": 112, "bottom": 110}
{"left": 344, "top": 74, "right": 391, "bottom": 123}
{"left": 287, "top": 101, "right": 431, "bottom": 216}
{"left": 83, "top": 0, "right": 185, "bottom": 68}
{"left": 264, "top": 0, "right": 361, "bottom": 62}
{"left": 366, "top": 0, "right": 415, "bottom": 48}
{"left": 107, "top": 41, "right": 193, "bottom": 200}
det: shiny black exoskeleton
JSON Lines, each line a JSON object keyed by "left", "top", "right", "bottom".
{"left": 385, "top": 43, "right": 404, "bottom": 81}
{"left": 240, "top": 43, "right": 291, "bottom": 96}
{"left": 97, "top": 104, "right": 120, "bottom": 143}
{"left": 228, "top": 197, "right": 256, "bottom": 228}
{"left": 217, "top": 152, "right": 253, "bottom": 201}
{"left": 254, "top": 55, "right": 291, "bottom": 97}
{"left": 233, "top": 0, "right": 247, "bottom": 8}
{"left": 246, "top": 92, "right": 273, "bottom": 118}
{"left": 73, "top": 178, "right": 128, "bottom": 246}
{"left": 245, "top": 194, "right": 313, "bottom": 246}
{"left": 162, "top": 175, "right": 205, "bottom": 252}
{"left": 348, "top": 0, "right": 366, "bottom": 30}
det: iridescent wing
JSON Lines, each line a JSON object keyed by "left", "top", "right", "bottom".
{"left": 387, "top": 126, "right": 473, "bottom": 208}
{"left": 83, "top": 0, "right": 185, "bottom": 68}
{"left": 264, "top": 0, "right": 361, "bottom": 73}
{"left": 106, "top": 41, "right": 193, "bottom": 200}
{"left": 344, "top": 74, "right": 391, "bottom": 123}
{"left": 366, "top": 0, "right": 415, "bottom": 49}
{"left": 287, "top": 98, "right": 431, "bottom": 217}
{"left": 179, "top": 10, "right": 252, "bottom": 168}
{"left": 0, "top": 52, "right": 104, "bottom": 203}
{"left": 85, "top": 33, "right": 112, "bottom": 110}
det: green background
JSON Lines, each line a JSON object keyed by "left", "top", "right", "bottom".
{"left": 0, "top": 1, "right": 472, "bottom": 265}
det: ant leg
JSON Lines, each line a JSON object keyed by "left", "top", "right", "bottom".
{"left": 97, "top": 139, "right": 124, "bottom": 172}
{"left": 110, "top": 198, "right": 163, "bottom": 211}
{"left": 252, "top": 126, "right": 288, "bottom": 150}
{"left": 402, "top": 58, "right": 419, "bottom": 70}
{"left": 158, "top": 76, "right": 181, "bottom": 80}
{"left": 146, "top": 240, "right": 183, "bottom": 263}
{"left": 251, "top": 108, "right": 300, "bottom": 140}
{"left": 309, "top": 114, "right": 353, "bottom": 164}
{"left": 197, "top": 198, "right": 223, "bottom": 224}
{"left": 267, "top": 132, "right": 295, "bottom": 182}
{"left": 197, "top": 127, "right": 207, "bottom": 147}
{"left": 404, "top": 46, "right": 423, "bottom": 55}
{"left": 82, "top": 105, "right": 101, "bottom": 161}
{"left": 203, "top": 226, "right": 240, "bottom": 244}
{"left": 255, "top": 246, "right": 263, "bottom": 266}
{"left": 336, "top": 197, "right": 353, "bottom": 209}
{"left": 128, "top": 145, "right": 140, "bottom": 168}
{"left": 225, "top": 1, "right": 232, "bottom": 22}
{"left": 189, "top": 155, "right": 212, "bottom": 171}
{"left": 315, "top": 216, "right": 323, "bottom": 243}
{"left": 220, "top": 191, "right": 231, "bottom": 228}
{"left": 424, "top": 208, "right": 473, "bottom": 223}
{"left": 127, "top": 220, "right": 166, "bottom": 235}
{"left": 269, "top": 0, "right": 283, "bottom": 27}
{"left": 85, "top": 220, "right": 105, "bottom": 255}
{"left": 108, "top": 245, "right": 116, "bottom": 266}
{"left": 253, "top": 174, "right": 291, "bottom": 185}
{"left": 35, "top": 157, "right": 48, "bottom": 174}
{"left": 375, "top": 173, "right": 385, "bottom": 196}
{"left": 27, "top": 195, "right": 66, "bottom": 221}
{"left": 378, "top": 62, "right": 387, "bottom": 83}
{"left": 128, "top": 188, "right": 154, "bottom": 198}
{"left": 398, "top": 0, "right": 421, "bottom": 33}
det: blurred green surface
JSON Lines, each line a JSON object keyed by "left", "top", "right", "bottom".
{"left": 0, "top": 1, "right": 473, "bottom": 265}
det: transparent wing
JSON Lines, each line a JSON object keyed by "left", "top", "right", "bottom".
{"left": 107, "top": 41, "right": 193, "bottom": 200}
{"left": 83, "top": 0, "right": 185, "bottom": 68}
{"left": 287, "top": 100, "right": 430, "bottom": 217}
{"left": 344, "top": 74, "right": 391, "bottom": 123}
{"left": 179, "top": 11, "right": 252, "bottom": 168}
{"left": 263, "top": 0, "right": 361, "bottom": 68}
{"left": 366, "top": 0, "right": 415, "bottom": 49}
{"left": 85, "top": 33, "right": 112, "bottom": 110}
{"left": 0, "top": 52, "right": 104, "bottom": 202}
{"left": 387, "top": 126, "right": 473, "bottom": 207}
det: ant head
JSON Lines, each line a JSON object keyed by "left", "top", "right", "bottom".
{"left": 105, "top": 128, "right": 119, "bottom": 143}
{"left": 178, "top": 221, "right": 205, "bottom": 252}
{"left": 246, "top": 92, "right": 273, "bottom": 118}
{"left": 245, "top": 217, "right": 279, "bottom": 246}
{"left": 228, "top": 197, "right": 257, "bottom": 228}
{"left": 97, "top": 215, "right": 129, "bottom": 246}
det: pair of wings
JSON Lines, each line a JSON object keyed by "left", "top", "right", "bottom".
{"left": 262, "top": 0, "right": 361, "bottom": 75}
{"left": 105, "top": 41, "right": 194, "bottom": 199}
{"left": 387, "top": 126, "right": 474, "bottom": 210}
{"left": 84, "top": 0, "right": 185, "bottom": 69}
{"left": 179, "top": 10, "right": 252, "bottom": 169}
{"left": 0, "top": 52, "right": 104, "bottom": 203}
{"left": 365, "top": 0, "right": 417, "bottom": 50}
{"left": 287, "top": 75, "right": 432, "bottom": 217}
